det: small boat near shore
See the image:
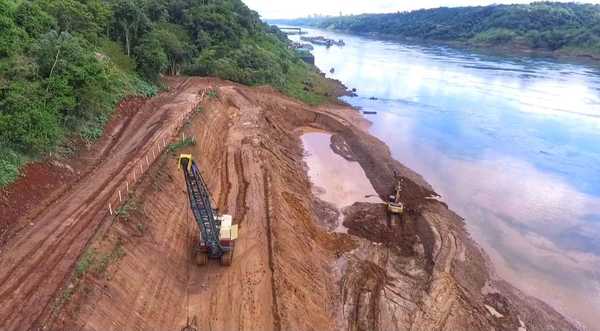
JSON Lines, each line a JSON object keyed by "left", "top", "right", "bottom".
{"left": 301, "top": 36, "right": 345, "bottom": 47}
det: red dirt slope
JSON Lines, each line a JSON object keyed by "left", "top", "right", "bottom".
{"left": 0, "top": 78, "right": 212, "bottom": 330}
{"left": 46, "top": 80, "right": 577, "bottom": 331}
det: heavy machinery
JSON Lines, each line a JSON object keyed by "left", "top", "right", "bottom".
{"left": 178, "top": 154, "right": 238, "bottom": 266}
{"left": 387, "top": 176, "right": 405, "bottom": 215}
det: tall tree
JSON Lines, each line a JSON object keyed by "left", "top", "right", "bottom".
{"left": 153, "top": 24, "right": 194, "bottom": 75}
{"left": 112, "top": 0, "right": 150, "bottom": 56}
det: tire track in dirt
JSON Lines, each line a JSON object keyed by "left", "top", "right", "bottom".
{"left": 0, "top": 113, "right": 163, "bottom": 298}
{"left": 262, "top": 170, "right": 281, "bottom": 331}
{"left": 50, "top": 82, "right": 334, "bottom": 331}
{"left": 8, "top": 172, "right": 143, "bottom": 328}
{"left": 234, "top": 150, "right": 249, "bottom": 227}
{"left": 1, "top": 173, "right": 122, "bottom": 300}
{"left": 0, "top": 168, "right": 127, "bottom": 291}
{"left": 0, "top": 77, "right": 209, "bottom": 331}
{"left": 218, "top": 151, "right": 231, "bottom": 212}
{"left": 49, "top": 84, "right": 279, "bottom": 331}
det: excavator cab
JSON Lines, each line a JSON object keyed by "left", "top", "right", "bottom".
{"left": 178, "top": 154, "right": 238, "bottom": 266}
{"left": 194, "top": 214, "right": 237, "bottom": 266}
{"left": 387, "top": 177, "right": 404, "bottom": 215}
{"left": 387, "top": 201, "right": 404, "bottom": 214}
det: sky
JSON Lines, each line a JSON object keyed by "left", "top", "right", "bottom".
{"left": 242, "top": 0, "right": 599, "bottom": 19}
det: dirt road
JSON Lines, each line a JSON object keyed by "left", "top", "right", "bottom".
{"left": 0, "top": 78, "right": 208, "bottom": 330}
{"left": 0, "top": 77, "right": 578, "bottom": 331}
{"left": 50, "top": 83, "right": 345, "bottom": 331}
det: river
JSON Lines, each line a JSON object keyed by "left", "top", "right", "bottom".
{"left": 287, "top": 26, "right": 600, "bottom": 330}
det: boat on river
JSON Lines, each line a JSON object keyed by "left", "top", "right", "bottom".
{"left": 301, "top": 36, "right": 345, "bottom": 47}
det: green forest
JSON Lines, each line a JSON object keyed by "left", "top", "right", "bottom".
{"left": 279, "top": 2, "right": 600, "bottom": 55}
{"left": 0, "top": 0, "right": 327, "bottom": 187}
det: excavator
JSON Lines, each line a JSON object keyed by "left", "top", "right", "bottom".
{"left": 387, "top": 175, "right": 405, "bottom": 215}
{"left": 178, "top": 154, "right": 238, "bottom": 266}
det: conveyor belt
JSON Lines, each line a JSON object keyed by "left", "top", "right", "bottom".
{"left": 179, "top": 155, "right": 225, "bottom": 258}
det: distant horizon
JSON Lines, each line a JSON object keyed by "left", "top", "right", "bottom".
{"left": 243, "top": 0, "right": 600, "bottom": 20}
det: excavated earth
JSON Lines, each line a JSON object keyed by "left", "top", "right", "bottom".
{"left": 0, "top": 77, "right": 578, "bottom": 331}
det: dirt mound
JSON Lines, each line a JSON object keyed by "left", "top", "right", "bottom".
{"left": 0, "top": 77, "right": 576, "bottom": 331}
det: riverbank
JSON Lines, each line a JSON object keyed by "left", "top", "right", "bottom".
{"left": 298, "top": 94, "right": 578, "bottom": 330}
{"left": 287, "top": 24, "right": 600, "bottom": 329}
{"left": 302, "top": 27, "right": 600, "bottom": 65}
{"left": 34, "top": 77, "right": 576, "bottom": 330}
{"left": 273, "top": 2, "right": 600, "bottom": 65}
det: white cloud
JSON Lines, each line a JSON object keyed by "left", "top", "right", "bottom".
{"left": 243, "top": 0, "right": 600, "bottom": 19}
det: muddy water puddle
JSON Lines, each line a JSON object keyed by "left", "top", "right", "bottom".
{"left": 301, "top": 131, "right": 381, "bottom": 232}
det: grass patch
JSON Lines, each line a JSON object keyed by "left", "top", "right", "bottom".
{"left": 56, "top": 285, "right": 76, "bottom": 311}
{"left": 168, "top": 136, "right": 196, "bottom": 154}
{"left": 79, "top": 121, "right": 104, "bottom": 144}
{"left": 52, "top": 248, "right": 96, "bottom": 313}
{"left": 76, "top": 241, "right": 125, "bottom": 277}
{"left": 283, "top": 62, "right": 339, "bottom": 106}
{"left": 131, "top": 77, "right": 158, "bottom": 97}
{"left": 115, "top": 198, "right": 138, "bottom": 220}
{"left": 0, "top": 148, "right": 28, "bottom": 187}
{"left": 52, "top": 240, "right": 126, "bottom": 312}
{"left": 206, "top": 89, "right": 219, "bottom": 99}
{"left": 75, "top": 249, "right": 97, "bottom": 278}
{"left": 93, "top": 239, "right": 125, "bottom": 275}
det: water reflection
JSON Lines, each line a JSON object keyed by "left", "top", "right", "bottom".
{"left": 288, "top": 27, "right": 600, "bottom": 329}
{"left": 301, "top": 131, "right": 380, "bottom": 209}
{"left": 377, "top": 111, "right": 600, "bottom": 322}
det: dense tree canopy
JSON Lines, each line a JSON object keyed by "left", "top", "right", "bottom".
{"left": 278, "top": 2, "right": 600, "bottom": 53}
{"left": 0, "top": 0, "right": 318, "bottom": 186}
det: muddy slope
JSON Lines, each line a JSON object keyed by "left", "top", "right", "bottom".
{"left": 0, "top": 78, "right": 208, "bottom": 331}
{"left": 39, "top": 79, "right": 575, "bottom": 330}
{"left": 256, "top": 86, "right": 577, "bottom": 330}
